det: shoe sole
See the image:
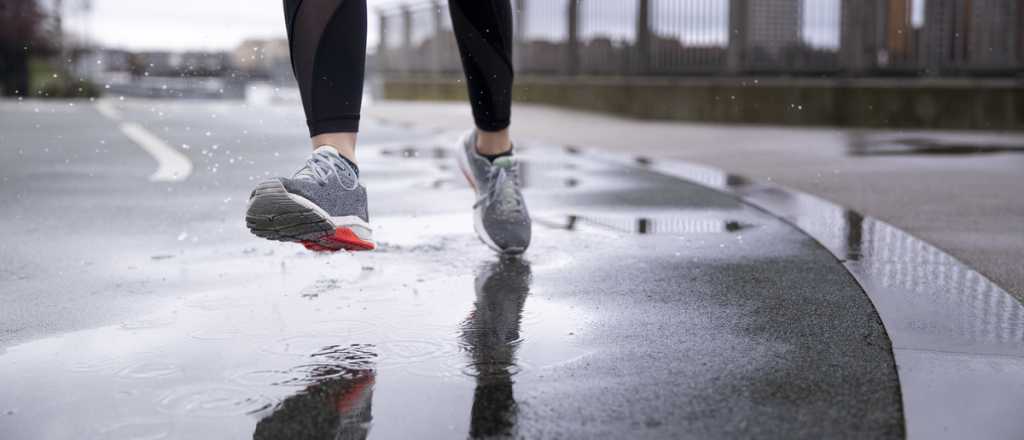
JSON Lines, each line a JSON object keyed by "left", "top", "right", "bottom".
{"left": 245, "top": 179, "right": 376, "bottom": 252}
{"left": 456, "top": 135, "right": 526, "bottom": 256}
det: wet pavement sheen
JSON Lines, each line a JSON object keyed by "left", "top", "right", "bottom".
{"left": 626, "top": 148, "right": 1024, "bottom": 439}
{"left": 1, "top": 100, "right": 903, "bottom": 439}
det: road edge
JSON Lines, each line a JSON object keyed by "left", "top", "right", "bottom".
{"left": 577, "top": 145, "right": 1024, "bottom": 440}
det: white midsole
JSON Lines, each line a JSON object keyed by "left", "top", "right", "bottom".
{"left": 285, "top": 193, "right": 373, "bottom": 240}
{"left": 456, "top": 132, "right": 480, "bottom": 192}
{"left": 473, "top": 204, "right": 502, "bottom": 252}
{"left": 456, "top": 133, "right": 505, "bottom": 252}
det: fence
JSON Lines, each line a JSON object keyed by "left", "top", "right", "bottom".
{"left": 376, "top": 0, "right": 1024, "bottom": 77}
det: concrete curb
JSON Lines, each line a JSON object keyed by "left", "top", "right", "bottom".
{"left": 579, "top": 145, "right": 1024, "bottom": 440}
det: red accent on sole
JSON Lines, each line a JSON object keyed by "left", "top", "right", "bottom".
{"left": 300, "top": 226, "right": 376, "bottom": 253}
{"left": 326, "top": 227, "right": 377, "bottom": 251}
{"left": 335, "top": 373, "right": 376, "bottom": 413}
{"left": 301, "top": 242, "right": 336, "bottom": 252}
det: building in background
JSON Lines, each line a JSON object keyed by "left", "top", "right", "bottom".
{"left": 924, "top": 0, "right": 1021, "bottom": 72}
{"left": 841, "top": 0, "right": 923, "bottom": 71}
{"left": 885, "top": 0, "right": 913, "bottom": 60}
{"left": 232, "top": 38, "right": 292, "bottom": 83}
{"left": 966, "top": 0, "right": 1020, "bottom": 68}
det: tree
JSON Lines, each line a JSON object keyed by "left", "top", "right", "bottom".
{"left": 0, "top": 0, "right": 48, "bottom": 96}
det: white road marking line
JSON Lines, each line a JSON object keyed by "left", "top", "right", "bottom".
{"left": 94, "top": 100, "right": 122, "bottom": 121}
{"left": 95, "top": 101, "right": 192, "bottom": 182}
{"left": 120, "top": 123, "right": 193, "bottom": 182}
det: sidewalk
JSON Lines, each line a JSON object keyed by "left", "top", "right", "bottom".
{"left": 1, "top": 99, "right": 908, "bottom": 438}
{"left": 366, "top": 100, "right": 1024, "bottom": 300}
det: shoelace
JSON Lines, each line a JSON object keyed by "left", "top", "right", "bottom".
{"left": 475, "top": 157, "right": 524, "bottom": 215}
{"left": 300, "top": 153, "right": 353, "bottom": 186}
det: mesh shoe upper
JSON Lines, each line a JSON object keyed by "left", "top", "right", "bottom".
{"left": 280, "top": 146, "right": 369, "bottom": 222}
{"left": 461, "top": 132, "right": 532, "bottom": 251}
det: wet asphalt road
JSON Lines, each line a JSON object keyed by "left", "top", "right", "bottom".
{"left": 1, "top": 99, "right": 901, "bottom": 439}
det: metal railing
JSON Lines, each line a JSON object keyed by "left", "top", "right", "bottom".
{"left": 376, "top": 0, "right": 1023, "bottom": 77}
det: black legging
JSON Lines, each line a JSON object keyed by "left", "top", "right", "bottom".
{"left": 283, "top": 0, "right": 514, "bottom": 136}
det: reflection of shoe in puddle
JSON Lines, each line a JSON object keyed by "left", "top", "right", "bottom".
{"left": 336, "top": 372, "right": 375, "bottom": 417}
{"left": 254, "top": 345, "right": 376, "bottom": 440}
{"left": 461, "top": 258, "right": 532, "bottom": 438}
{"left": 464, "top": 258, "right": 532, "bottom": 356}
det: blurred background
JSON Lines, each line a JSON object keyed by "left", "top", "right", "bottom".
{"left": 1, "top": 0, "right": 1023, "bottom": 287}
{"left": 1, "top": 0, "right": 1021, "bottom": 128}
{"left": 3, "top": 3, "right": 1024, "bottom": 438}
{"left": 0, "top": 0, "right": 387, "bottom": 101}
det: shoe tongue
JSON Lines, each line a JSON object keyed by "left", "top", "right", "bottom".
{"left": 491, "top": 155, "right": 516, "bottom": 169}
{"left": 313, "top": 145, "right": 339, "bottom": 157}
{"left": 294, "top": 146, "right": 357, "bottom": 184}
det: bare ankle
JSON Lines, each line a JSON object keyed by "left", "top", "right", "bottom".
{"left": 312, "top": 132, "right": 358, "bottom": 164}
{"left": 476, "top": 129, "right": 512, "bottom": 156}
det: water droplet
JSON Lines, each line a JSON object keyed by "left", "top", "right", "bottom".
{"left": 117, "top": 362, "right": 182, "bottom": 380}
{"left": 95, "top": 419, "right": 171, "bottom": 440}
{"left": 157, "top": 385, "right": 271, "bottom": 417}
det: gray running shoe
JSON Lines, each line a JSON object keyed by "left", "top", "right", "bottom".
{"left": 246, "top": 146, "right": 375, "bottom": 252}
{"left": 456, "top": 131, "right": 532, "bottom": 254}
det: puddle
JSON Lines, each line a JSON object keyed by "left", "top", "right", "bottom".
{"left": 847, "top": 135, "right": 1024, "bottom": 156}
{"left": 117, "top": 362, "right": 183, "bottom": 380}
{"left": 157, "top": 384, "right": 274, "bottom": 417}
{"left": 1, "top": 131, "right": 798, "bottom": 439}
{"left": 536, "top": 212, "right": 756, "bottom": 236}
{"left": 94, "top": 419, "right": 173, "bottom": 440}
{"left": 0, "top": 254, "right": 590, "bottom": 439}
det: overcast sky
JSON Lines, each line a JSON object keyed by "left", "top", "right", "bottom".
{"left": 64, "top": 0, "right": 397, "bottom": 51}
{"left": 62, "top": 0, "right": 926, "bottom": 53}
